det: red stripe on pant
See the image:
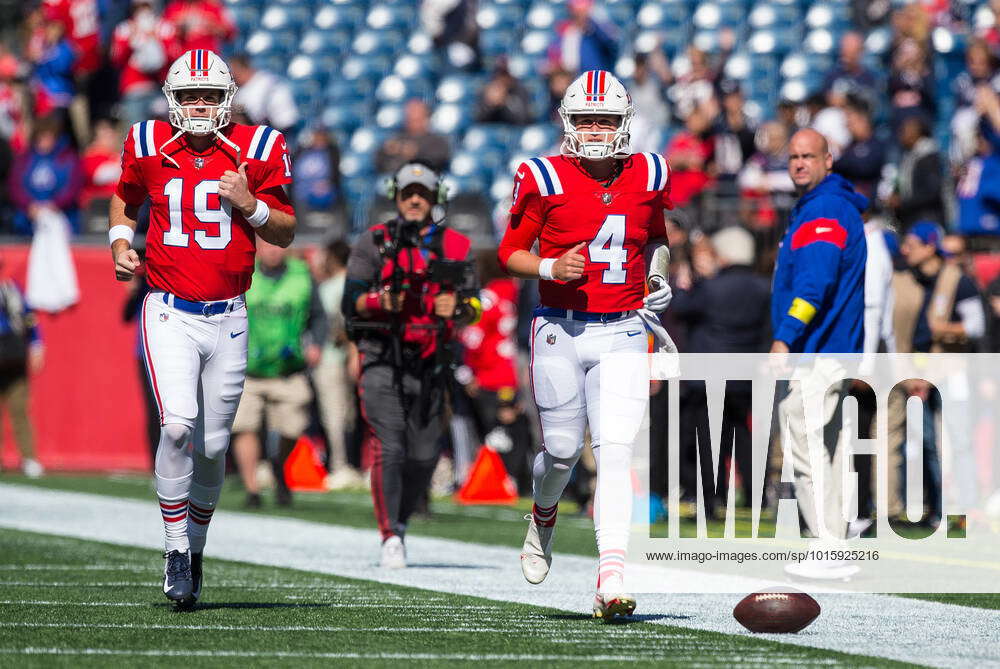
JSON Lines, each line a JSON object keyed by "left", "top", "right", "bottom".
{"left": 357, "top": 354, "right": 393, "bottom": 540}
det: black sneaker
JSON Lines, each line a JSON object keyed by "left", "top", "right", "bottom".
{"left": 244, "top": 492, "right": 262, "bottom": 509}
{"left": 275, "top": 485, "right": 293, "bottom": 507}
{"left": 188, "top": 552, "right": 203, "bottom": 605}
{"left": 162, "top": 549, "right": 193, "bottom": 604}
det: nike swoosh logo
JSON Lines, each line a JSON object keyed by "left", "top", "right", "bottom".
{"left": 230, "top": 330, "right": 246, "bottom": 338}
{"left": 626, "top": 331, "right": 643, "bottom": 337}
{"left": 517, "top": 170, "right": 525, "bottom": 178}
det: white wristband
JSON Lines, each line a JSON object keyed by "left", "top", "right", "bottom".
{"left": 538, "top": 257, "right": 556, "bottom": 281}
{"left": 245, "top": 199, "right": 269, "bottom": 228}
{"left": 109, "top": 225, "right": 134, "bottom": 246}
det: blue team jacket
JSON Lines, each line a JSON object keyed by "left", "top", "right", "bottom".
{"left": 772, "top": 173, "right": 867, "bottom": 353}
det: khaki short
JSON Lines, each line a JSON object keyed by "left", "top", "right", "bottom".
{"left": 232, "top": 372, "right": 312, "bottom": 438}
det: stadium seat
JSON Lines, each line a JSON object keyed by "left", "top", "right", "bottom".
{"left": 341, "top": 54, "right": 391, "bottom": 82}
{"left": 353, "top": 29, "right": 403, "bottom": 57}
{"left": 260, "top": 6, "right": 305, "bottom": 34}
{"left": 779, "top": 79, "right": 809, "bottom": 103}
{"left": 393, "top": 54, "right": 435, "bottom": 81}
{"left": 436, "top": 75, "right": 484, "bottom": 104}
{"left": 519, "top": 124, "right": 559, "bottom": 154}
{"left": 780, "top": 52, "right": 831, "bottom": 80}
{"left": 431, "top": 103, "right": 473, "bottom": 136}
{"left": 463, "top": 124, "right": 517, "bottom": 152}
{"left": 313, "top": 3, "right": 364, "bottom": 33}
{"left": 407, "top": 31, "right": 435, "bottom": 55}
{"left": 805, "top": 2, "right": 851, "bottom": 31}
{"left": 864, "top": 26, "right": 892, "bottom": 56}
{"left": 693, "top": 2, "right": 745, "bottom": 30}
{"left": 476, "top": 3, "right": 523, "bottom": 30}
{"left": 803, "top": 29, "right": 837, "bottom": 55}
{"left": 480, "top": 28, "right": 519, "bottom": 61}
{"left": 366, "top": 3, "right": 414, "bottom": 32}
{"left": 349, "top": 125, "right": 390, "bottom": 156}
{"left": 375, "top": 103, "right": 405, "bottom": 131}
{"left": 340, "top": 151, "right": 377, "bottom": 180}
{"left": 520, "top": 30, "right": 555, "bottom": 57}
{"left": 290, "top": 79, "right": 322, "bottom": 115}
{"left": 748, "top": 29, "right": 799, "bottom": 55}
{"left": 723, "top": 51, "right": 753, "bottom": 81}
{"left": 525, "top": 2, "right": 566, "bottom": 30}
{"left": 228, "top": 6, "right": 259, "bottom": 37}
{"left": 321, "top": 102, "right": 370, "bottom": 136}
{"left": 637, "top": 2, "right": 689, "bottom": 30}
{"left": 748, "top": 2, "right": 801, "bottom": 30}
{"left": 376, "top": 75, "right": 433, "bottom": 104}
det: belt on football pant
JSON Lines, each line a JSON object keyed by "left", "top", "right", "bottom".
{"left": 534, "top": 307, "right": 630, "bottom": 323}
{"left": 161, "top": 292, "right": 244, "bottom": 316}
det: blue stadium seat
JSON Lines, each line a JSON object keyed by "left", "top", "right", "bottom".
{"left": 525, "top": 2, "right": 566, "bottom": 30}
{"left": 480, "top": 28, "right": 519, "bottom": 61}
{"left": 290, "top": 79, "right": 322, "bottom": 115}
{"left": 779, "top": 79, "right": 809, "bottom": 103}
{"left": 476, "top": 3, "right": 524, "bottom": 30}
{"left": 805, "top": 2, "right": 851, "bottom": 31}
{"left": 376, "top": 75, "right": 433, "bottom": 104}
{"left": 366, "top": 3, "right": 415, "bottom": 32}
{"left": 375, "top": 103, "right": 405, "bottom": 131}
{"left": 431, "top": 103, "right": 473, "bottom": 136}
{"left": 723, "top": 51, "right": 753, "bottom": 81}
{"left": 748, "top": 28, "right": 799, "bottom": 55}
{"left": 313, "top": 4, "right": 364, "bottom": 33}
{"left": 519, "top": 124, "right": 559, "bottom": 154}
{"left": 326, "top": 78, "right": 372, "bottom": 104}
{"left": 491, "top": 172, "right": 516, "bottom": 202}
{"left": 393, "top": 54, "right": 435, "bottom": 81}
{"left": 864, "top": 27, "right": 892, "bottom": 56}
{"left": 463, "top": 124, "right": 517, "bottom": 152}
{"left": 693, "top": 2, "right": 745, "bottom": 30}
{"left": 228, "top": 6, "right": 259, "bottom": 37}
{"left": 341, "top": 54, "right": 391, "bottom": 82}
{"left": 406, "top": 31, "right": 435, "bottom": 55}
{"left": 636, "top": 2, "right": 689, "bottom": 30}
{"left": 443, "top": 173, "right": 490, "bottom": 198}
{"left": 322, "top": 102, "right": 370, "bottom": 136}
{"left": 520, "top": 30, "right": 555, "bottom": 57}
{"left": 780, "top": 52, "right": 832, "bottom": 80}
{"left": 349, "top": 125, "right": 391, "bottom": 156}
{"left": 287, "top": 54, "right": 325, "bottom": 85}
{"left": 436, "top": 75, "right": 483, "bottom": 104}
{"left": 260, "top": 6, "right": 306, "bottom": 34}
{"left": 340, "top": 152, "right": 376, "bottom": 180}
{"left": 803, "top": 29, "right": 837, "bottom": 55}
{"left": 748, "top": 2, "right": 801, "bottom": 30}
{"left": 353, "top": 29, "right": 404, "bottom": 57}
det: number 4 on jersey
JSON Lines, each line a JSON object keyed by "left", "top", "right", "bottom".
{"left": 589, "top": 214, "right": 627, "bottom": 284}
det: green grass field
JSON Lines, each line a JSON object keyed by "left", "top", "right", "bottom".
{"left": 0, "top": 527, "right": 918, "bottom": 668}
{"left": 5, "top": 473, "right": 998, "bottom": 612}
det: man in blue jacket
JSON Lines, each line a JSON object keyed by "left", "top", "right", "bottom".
{"left": 772, "top": 129, "right": 867, "bottom": 578}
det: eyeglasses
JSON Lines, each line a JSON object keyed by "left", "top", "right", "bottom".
{"left": 178, "top": 93, "right": 222, "bottom": 105}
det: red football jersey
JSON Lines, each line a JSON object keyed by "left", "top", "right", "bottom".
{"left": 498, "top": 153, "right": 672, "bottom": 312}
{"left": 459, "top": 278, "right": 519, "bottom": 392}
{"left": 116, "top": 120, "right": 294, "bottom": 301}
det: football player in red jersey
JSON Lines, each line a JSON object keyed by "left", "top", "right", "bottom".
{"left": 498, "top": 70, "right": 674, "bottom": 619}
{"left": 108, "top": 49, "right": 295, "bottom": 609}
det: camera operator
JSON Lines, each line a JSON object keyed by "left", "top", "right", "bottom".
{"left": 342, "top": 163, "right": 481, "bottom": 569}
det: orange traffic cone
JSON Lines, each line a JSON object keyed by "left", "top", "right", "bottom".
{"left": 284, "top": 436, "right": 328, "bottom": 492}
{"left": 455, "top": 445, "right": 519, "bottom": 505}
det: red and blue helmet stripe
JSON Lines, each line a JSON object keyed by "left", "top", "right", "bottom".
{"left": 189, "top": 49, "right": 208, "bottom": 75}
{"left": 584, "top": 70, "right": 607, "bottom": 102}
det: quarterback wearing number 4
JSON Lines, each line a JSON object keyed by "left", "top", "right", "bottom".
{"left": 108, "top": 50, "right": 296, "bottom": 609}
{"left": 498, "top": 70, "right": 674, "bottom": 619}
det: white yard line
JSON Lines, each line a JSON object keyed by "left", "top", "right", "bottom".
{"left": 1, "top": 482, "right": 997, "bottom": 668}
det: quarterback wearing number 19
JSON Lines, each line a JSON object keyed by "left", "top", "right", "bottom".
{"left": 108, "top": 50, "right": 296, "bottom": 609}
{"left": 498, "top": 70, "right": 673, "bottom": 620}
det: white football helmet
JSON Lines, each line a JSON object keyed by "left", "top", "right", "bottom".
{"left": 162, "top": 49, "right": 237, "bottom": 136}
{"left": 559, "top": 70, "right": 634, "bottom": 160}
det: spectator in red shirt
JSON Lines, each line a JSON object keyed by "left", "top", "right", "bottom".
{"left": 665, "top": 104, "right": 716, "bottom": 208}
{"left": 42, "top": 0, "right": 101, "bottom": 78}
{"left": 110, "top": 0, "right": 180, "bottom": 127}
{"left": 0, "top": 49, "right": 27, "bottom": 154}
{"left": 79, "top": 118, "right": 121, "bottom": 218}
{"left": 162, "top": 0, "right": 236, "bottom": 54}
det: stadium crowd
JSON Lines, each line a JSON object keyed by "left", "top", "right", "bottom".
{"left": 2, "top": 0, "right": 1000, "bottom": 526}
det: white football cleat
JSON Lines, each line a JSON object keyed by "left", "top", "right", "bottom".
{"left": 22, "top": 458, "right": 44, "bottom": 479}
{"left": 593, "top": 574, "right": 636, "bottom": 620}
{"left": 380, "top": 535, "right": 406, "bottom": 569}
{"left": 784, "top": 559, "right": 860, "bottom": 581}
{"left": 520, "top": 515, "right": 555, "bottom": 584}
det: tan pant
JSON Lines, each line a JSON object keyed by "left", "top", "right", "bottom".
{"left": 312, "top": 355, "right": 354, "bottom": 471}
{"left": 0, "top": 373, "right": 35, "bottom": 460}
{"left": 778, "top": 361, "right": 851, "bottom": 541}
{"left": 232, "top": 373, "right": 312, "bottom": 439}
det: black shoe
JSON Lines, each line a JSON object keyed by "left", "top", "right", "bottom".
{"left": 275, "top": 485, "right": 292, "bottom": 507}
{"left": 162, "top": 549, "right": 193, "bottom": 605}
{"left": 189, "top": 552, "right": 203, "bottom": 603}
{"left": 244, "top": 492, "right": 262, "bottom": 509}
